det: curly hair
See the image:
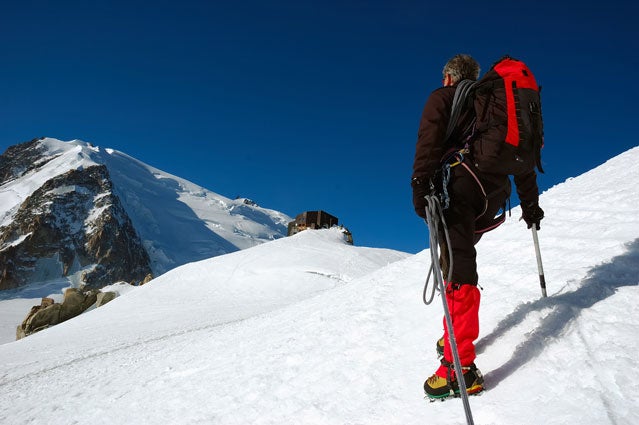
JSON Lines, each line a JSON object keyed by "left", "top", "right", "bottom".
{"left": 442, "top": 54, "right": 480, "bottom": 83}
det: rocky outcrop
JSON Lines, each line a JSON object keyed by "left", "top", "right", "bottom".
{"left": 0, "top": 164, "right": 152, "bottom": 290}
{"left": 96, "top": 291, "right": 117, "bottom": 307}
{"left": 16, "top": 287, "right": 115, "bottom": 339}
{"left": 0, "top": 137, "right": 49, "bottom": 184}
{"left": 16, "top": 297, "right": 59, "bottom": 339}
{"left": 141, "top": 273, "right": 153, "bottom": 285}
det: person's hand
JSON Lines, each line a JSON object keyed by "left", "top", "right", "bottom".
{"left": 521, "top": 201, "right": 544, "bottom": 230}
{"left": 412, "top": 177, "right": 429, "bottom": 219}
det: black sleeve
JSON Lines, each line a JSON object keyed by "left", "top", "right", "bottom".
{"left": 412, "top": 87, "right": 452, "bottom": 182}
{"left": 513, "top": 170, "right": 540, "bottom": 205}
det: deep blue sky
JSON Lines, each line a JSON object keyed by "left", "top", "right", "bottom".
{"left": 1, "top": 1, "right": 637, "bottom": 254}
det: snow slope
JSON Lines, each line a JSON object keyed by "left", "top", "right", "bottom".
{"left": 1, "top": 147, "right": 638, "bottom": 425}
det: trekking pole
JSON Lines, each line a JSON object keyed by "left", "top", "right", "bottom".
{"left": 425, "top": 196, "right": 475, "bottom": 425}
{"left": 531, "top": 226, "right": 547, "bottom": 298}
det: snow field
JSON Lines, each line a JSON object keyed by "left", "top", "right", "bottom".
{"left": 1, "top": 146, "right": 638, "bottom": 424}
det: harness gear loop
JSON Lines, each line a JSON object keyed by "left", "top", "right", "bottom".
{"left": 437, "top": 147, "right": 470, "bottom": 210}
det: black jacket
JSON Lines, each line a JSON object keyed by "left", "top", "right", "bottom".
{"left": 412, "top": 83, "right": 539, "bottom": 205}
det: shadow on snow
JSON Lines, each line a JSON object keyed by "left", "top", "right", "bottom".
{"left": 476, "top": 237, "right": 639, "bottom": 389}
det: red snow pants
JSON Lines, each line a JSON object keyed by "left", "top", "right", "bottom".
{"left": 434, "top": 163, "right": 508, "bottom": 377}
{"left": 436, "top": 283, "right": 481, "bottom": 377}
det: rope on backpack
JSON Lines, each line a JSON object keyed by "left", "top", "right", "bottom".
{"left": 444, "top": 80, "right": 476, "bottom": 143}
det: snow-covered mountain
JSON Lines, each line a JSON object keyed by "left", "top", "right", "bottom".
{"left": 0, "top": 146, "right": 638, "bottom": 424}
{"left": 0, "top": 138, "right": 291, "bottom": 293}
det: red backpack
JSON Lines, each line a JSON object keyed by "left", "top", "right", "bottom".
{"left": 470, "top": 56, "right": 545, "bottom": 175}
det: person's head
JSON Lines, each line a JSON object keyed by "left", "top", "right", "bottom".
{"left": 442, "top": 54, "right": 480, "bottom": 86}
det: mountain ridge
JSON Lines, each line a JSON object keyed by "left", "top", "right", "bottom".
{"left": 0, "top": 137, "right": 292, "bottom": 294}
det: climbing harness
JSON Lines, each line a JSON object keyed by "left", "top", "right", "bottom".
{"left": 433, "top": 146, "right": 470, "bottom": 211}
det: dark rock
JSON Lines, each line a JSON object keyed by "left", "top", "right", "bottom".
{"left": 0, "top": 161, "right": 152, "bottom": 290}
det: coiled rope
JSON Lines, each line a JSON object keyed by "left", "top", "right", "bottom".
{"left": 422, "top": 194, "right": 454, "bottom": 305}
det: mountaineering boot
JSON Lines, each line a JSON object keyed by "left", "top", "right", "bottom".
{"left": 436, "top": 336, "right": 444, "bottom": 358}
{"left": 426, "top": 283, "right": 482, "bottom": 400}
{"left": 424, "top": 361, "right": 484, "bottom": 400}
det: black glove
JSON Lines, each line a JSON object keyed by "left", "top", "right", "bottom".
{"left": 411, "top": 177, "right": 429, "bottom": 219}
{"left": 521, "top": 201, "right": 544, "bottom": 230}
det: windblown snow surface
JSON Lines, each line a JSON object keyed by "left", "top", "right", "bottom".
{"left": 1, "top": 147, "right": 638, "bottom": 425}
